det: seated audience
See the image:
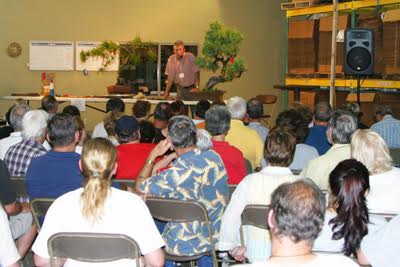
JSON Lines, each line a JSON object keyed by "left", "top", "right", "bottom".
{"left": 305, "top": 102, "right": 332, "bottom": 155}
{"left": 371, "top": 105, "right": 400, "bottom": 148}
{"left": 139, "top": 120, "right": 156, "bottom": 143}
{"left": 237, "top": 179, "right": 358, "bottom": 267}
{"left": 132, "top": 100, "right": 151, "bottom": 122}
{"left": 0, "top": 159, "right": 37, "bottom": 261}
{"left": 246, "top": 98, "right": 269, "bottom": 143}
{"left": 153, "top": 102, "right": 173, "bottom": 143}
{"left": 205, "top": 105, "right": 247, "bottom": 184}
{"left": 358, "top": 215, "right": 400, "bottom": 267}
{"left": 32, "top": 138, "right": 165, "bottom": 267}
{"left": 74, "top": 116, "right": 88, "bottom": 154}
{"left": 301, "top": 110, "right": 357, "bottom": 190}
{"left": 41, "top": 95, "right": 59, "bottom": 119}
{"left": 136, "top": 115, "right": 228, "bottom": 266}
{"left": 193, "top": 100, "right": 210, "bottom": 128}
{"left": 196, "top": 129, "right": 213, "bottom": 152}
{"left": 313, "top": 159, "right": 386, "bottom": 254}
{"left": 171, "top": 100, "right": 188, "bottom": 116}
{"left": 276, "top": 109, "right": 319, "bottom": 171}
{"left": 0, "top": 205, "right": 20, "bottom": 267}
{"left": 115, "top": 116, "right": 155, "bottom": 179}
{"left": 4, "top": 110, "right": 48, "bottom": 177}
{"left": 0, "top": 106, "right": 16, "bottom": 140}
{"left": 225, "top": 96, "right": 264, "bottom": 170}
{"left": 26, "top": 113, "right": 82, "bottom": 199}
{"left": 92, "top": 98, "right": 125, "bottom": 143}
{"left": 62, "top": 105, "right": 81, "bottom": 117}
{"left": 0, "top": 103, "right": 31, "bottom": 160}
{"left": 219, "top": 127, "right": 297, "bottom": 263}
{"left": 290, "top": 101, "right": 313, "bottom": 127}
{"left": 351, "top": 129, "right": 400, "bottom": 214}
{"left": 340, "top": 102, "right": 368, "bottom": 129}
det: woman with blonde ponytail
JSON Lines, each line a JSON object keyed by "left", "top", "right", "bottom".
{"left": 32, "top": 138, "right": 165, "bottom": 267}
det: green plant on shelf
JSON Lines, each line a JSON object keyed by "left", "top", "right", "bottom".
{"left": 196, "top": 21, "right": 247, "bottom": 91}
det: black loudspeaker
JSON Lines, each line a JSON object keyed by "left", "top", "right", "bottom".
{"left": 344, "top": 29, "right": 374, "bottom": 76}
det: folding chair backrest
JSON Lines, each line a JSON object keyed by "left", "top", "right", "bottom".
{"left": 241, "top": 204, "right": 270, "bottom": 230}
{"left": 291, "top": 169, "right": 302, "bottom": 175}
{"left": 30, "top": 198, "right": 56, "bottom": 231}
{"left": 10, "top": 177, "right": 28, "bottom": 198}
{"left": 48, "top": 232, "right": 140, "bottom": 266}
{"left": 370, "top": 212, "right": 397, "bottom": 222}
{"left": 145, "top": 197, "right": 207, "bottom": 222}
{"left": 244, "top": 158, "right": 253, "bottom": 174}
{"left": 112, "top": 179, "right": 136, "bottom": 191}
{"left": 390, "top": 148, "right": 400, "bottom": 167}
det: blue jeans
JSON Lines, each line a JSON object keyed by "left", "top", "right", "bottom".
{"left": 154, "top": 219, "right": 213, "bottom": 267}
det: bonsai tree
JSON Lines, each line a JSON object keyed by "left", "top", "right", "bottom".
{"left": 80, "top": 37, "right": 157, "bottom": 73}
{"left": 196, "top": 21, "right": 247, "bottom": 90}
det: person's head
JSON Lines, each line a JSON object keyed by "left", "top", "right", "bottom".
{"left": 139, "top": 120, "right": 156, "bottom": 143}
{"left": 276, "top": 109, "right": 308, "bottom": 144}
{"left": 289, "top": 102, "right": 313, "bottom": 126}
{"left": 205, "top": 106, "right": 231, "bottom": 137}
{"left": 329, "top": 159, "right": 370, "bottom": 256}
{"left": 227, "top": 96, "right": 247, "bottom": 120}
{"left": 21, "top": 110, "right": 48, "bottom": 141}
{"left": 269, "top": 179, "right": 325, "bottom": 247}
{"left": 194, "top": 100, "right": 211, "bottom": 120}
{"left": 80, "top": 138, "right": 117, "bottom": 223}
{"left": 115, "top": 115, "right": 140, "bottom": 144}
{"left": 62, "top": 105, "right": 81, "bottom": 117}
{"left": 171, "top": 100, "right": 188, "bottom": 116}
{"left": 327, "top": 110, "right": 357, "bottom": 145}
{"left": 313, "top": 102, "right": 332, "bottom": 124}
{"left": 132, "top": 100, "right": 151, "bottom": 121}
{"left": 105, "top": 97, "right": 125, "bottom": 113}
{"left": 74, "top": 116, "right": 87, "bottom": 145}
{"left": 374, "top": 105, "right": 393, "bottom": 122}
{"left": 154, "top": 102, "right": 173, "bottom": 124}
{"left": 167, "top": 115, "right": 197, "bottom": 149}
{"left": 351, "top": 129, "right": 392, "bottom": 175}
{"left": 211, "top": 99, "right": 226, "bottom": 107}
{"left": 9, "top": 103, "right": 31, "bottom": 131}
{"left": 196, "top": 129, "right": 213, "bottom": 151}
{"left": 174, "top": 40, "right": 185, "bottom": 58}
{"left": 246, "top": 98, "right": 264, "bottom": 120}
{"left": 47, "top": 113, "right": 79, "bottom": 149}
{"left": 341, "top": 102, "right": 360, "bottom": 116}
{"left": 264, "top": 127, "right": 296, "bottom": 167}
{"left": 41, "top": 95, "right": 59, "bottom": 114}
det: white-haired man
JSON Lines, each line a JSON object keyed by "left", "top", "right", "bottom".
{"left": 4, "top": 110, "right": 48, "bottom": 177}
{"left": 0, "top": 104, "right": 31, "bottom": 160}
{"left": 225, "top": 96, "right": 264, "bottom": 170}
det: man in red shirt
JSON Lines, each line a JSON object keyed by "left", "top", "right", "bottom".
{"left": 205, "top": 106, "right": 247, "bottom": 184}
{"left": 115, "top": 116, "right": 155, "bottom": 179}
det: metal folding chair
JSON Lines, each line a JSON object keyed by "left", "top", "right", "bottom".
{"left": 48, "top": 232, "right": 141, "bottom": 267}
{"left": 244, "top": 159, "right": 253, "bottom": 175}
{"left": 145, "top": 197, "right": 218, "bottom": 267}
{"left": 30, "top": 198, "right": 55, "bottom": 231}
{"left": 227, "top": 184, "right": 237, "bottom": 203}
{"left": 255, "top": 94, "right": 277, "bottom": 127}
{"left": 240, "top": 204, "right": 270, "bottom": 247}
{"left": 113, "top": 179, "right": 136, "bottom": 191}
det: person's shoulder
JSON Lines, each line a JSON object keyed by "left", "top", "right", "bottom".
{"left": 50, "top": 188, "right": 83, "bottom": 209}
{"left": 29, "top": 152, "right": 49, "bottom": 166}
{"left": 315, "top": 254, "right": 359, "bottom": 266}
{"left": 232, "top": 262, "right": 267, "bottom": 267}
{"left": 109, "top": 188, "right": 146, "bottom": 208}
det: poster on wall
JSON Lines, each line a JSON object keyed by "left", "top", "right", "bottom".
{"left": 75, "top": 41, "right": 119, "bottom": 71}
{"left": 29, "top": 41, "right": 74, "bottom": 70}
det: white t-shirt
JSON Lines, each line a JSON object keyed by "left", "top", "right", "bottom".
{"left": 0, "top": 132, "right": 22, "bottom": 160}
{"left": 32, "top": 188, "right": 165, "bottom": 267}
{"left": 0, "top": 206, "right": 20, "bottom": 267}
{"left": 367, "top": 167, "right": 400, "bottom": 214}
{"left": 92, "top": 122, "right": 108, "bottom": 139}
{"left": 234, "top": 254, "right": 359, "bottom": 267}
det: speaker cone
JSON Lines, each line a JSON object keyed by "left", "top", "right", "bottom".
{"left": 346, "top": 47, "right": 371, "bottom": 71}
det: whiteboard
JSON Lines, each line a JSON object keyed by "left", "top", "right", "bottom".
{"left": 75, "top": 41, "right": 119, "bottom": 71}
{"left": 29, "top": 41, "right": 74, "bottom": 70}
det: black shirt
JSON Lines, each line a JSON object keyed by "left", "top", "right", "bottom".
{"left": 0, "top": 159, "right": 16, "bottom": 205}
{"left": 0, "top": 126, "right": 13, "bottom": 140}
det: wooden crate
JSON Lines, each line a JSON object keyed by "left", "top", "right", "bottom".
{"left": 281, "top": 0, "right": 319, "bottom": 10}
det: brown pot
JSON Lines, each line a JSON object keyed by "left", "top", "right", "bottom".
{"left": 177, "top": 88, "right": 225, "bottom": 101}
{"left": 107, "top": 85, "right": 131, "bottom": 94}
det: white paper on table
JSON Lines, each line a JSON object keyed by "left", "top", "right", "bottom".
{"left": 336, "top": 30, "right": 345, "bottom": 43}
{"left": 71, "top": 99, "right": 86, "bottom": 111}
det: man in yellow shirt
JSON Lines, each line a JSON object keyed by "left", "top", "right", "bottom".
{"left": 225, "top": 96, "right": 264, "bottom": 170}
{"left": 301, "top": 110, "right": 358, "bottom": 190}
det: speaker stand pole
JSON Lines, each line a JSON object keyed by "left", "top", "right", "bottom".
{"left": 356, "top": 75, "right": 361, "bottom": 107}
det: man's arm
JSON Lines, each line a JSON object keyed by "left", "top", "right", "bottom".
{"left": 3, "top": 201, "right": 22, "bottom": 216}
{"left": 143, "top": 248, "right": 165, "bottom": 267}
{"left": 135, "top": 139, "right": 172, "bottom": 193}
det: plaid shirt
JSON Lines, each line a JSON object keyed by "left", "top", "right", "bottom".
{"left": 4, "top": 139, "right": 47, "bottom": 177}
{"left": 371, "top": 115, "right": 400, "bottom": 148}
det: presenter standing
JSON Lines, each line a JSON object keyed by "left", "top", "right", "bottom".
{"left": 164, "top": 40, "right": 200, "bottom": 99}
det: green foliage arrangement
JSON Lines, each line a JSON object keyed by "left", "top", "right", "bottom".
{"left": 80, "top": 37, "right": 157, "bottom": 72}
{"left": 196, "top": 21, "right": 247, "bottom": 90}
